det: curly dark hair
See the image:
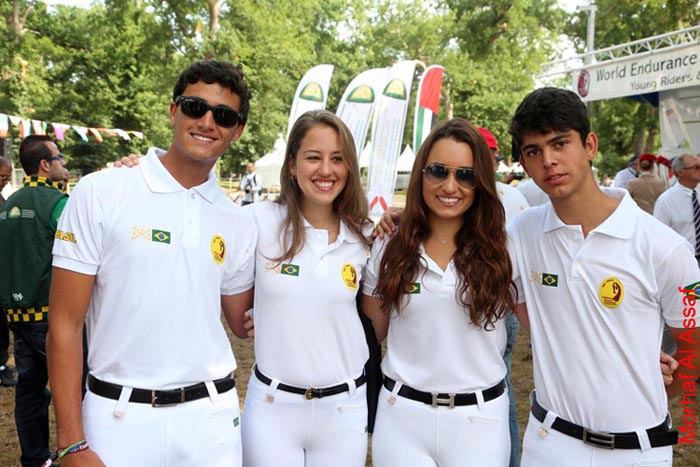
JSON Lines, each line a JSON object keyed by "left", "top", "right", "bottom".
{"left": 375, "top": 118, "right": 516, "bottom": 330}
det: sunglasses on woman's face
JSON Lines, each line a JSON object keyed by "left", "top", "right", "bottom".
{"left": 422, "top": 163, "right": 476, "bottom": 189}
{"left": 175, "top": 96, "right": 242, "bottom": 128}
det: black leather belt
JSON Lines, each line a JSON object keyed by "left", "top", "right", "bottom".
{"left": 383, "top": 376, "right": 506, "bottom": 408}
{"left": 254, "top": 366, "right": 366, "bottom": 400}
{"left": 531, "top": 395, "right": 678, "bottom": 449}
{"left": 87, "top": 374, "right": 235, "bottom": 407}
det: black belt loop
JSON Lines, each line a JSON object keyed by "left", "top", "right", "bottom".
{"left": 531, "top": 394, "right": 678, "bottom": 450}
{"left": 87, "top": 374, "right": 235, "bottom": 407}
{"left": 383, "top": 376, "right": 506, "bottom": 408}
{"left": 254, "top": 366, "right": 366, "bottom": 400}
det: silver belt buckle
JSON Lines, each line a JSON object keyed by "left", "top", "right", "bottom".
{"left": 583, "top": 429, "right": 615, "bottom": 449}
{"left": 151, "top": 387, "right": 185, "bottom": 407}
{"left": 431, "top": 393, "right": 456, "bottom": 408}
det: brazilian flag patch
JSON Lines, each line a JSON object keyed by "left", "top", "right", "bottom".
{"left": 542, "top": 273, "right": 558, "bottom": 287}
{"left": 281, "top": 263, "right": 300, "bottom": 276}
{"left": 407, "top": 282, "right": 421, "bottom": 294}
{"left": 683, "top": 281, "right": 700, "bottom": 299}
{"left": 151, "top": 229, "right": 171, "bottom": 244}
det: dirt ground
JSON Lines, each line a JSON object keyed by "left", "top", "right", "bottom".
{"left": 0, "top": 329, "right": 698, "bottom": 466}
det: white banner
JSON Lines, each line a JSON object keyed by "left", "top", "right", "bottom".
{"left": 573, "top": 44, "right": 700, "bottom": 102}
{"left": 286, "top": 64, "right": 334, "bottom": 138}
{"left": 366, "top": 60, "right": 416, "bottom": 217}
{"left": 336, "top": 68, "right": 388, "bottom": 155}
{"left": 659, "top": 86, "right": 700, "bottom": 158}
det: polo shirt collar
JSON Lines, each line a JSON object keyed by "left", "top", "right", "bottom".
{"left": 301, "top": 216, "right": 361, "bottom": 244}
{"left": 141, "top": 147, "right": 219, "bottom": 203}
{"left": 542, "top": 187, "right": 635, "bottom": 239}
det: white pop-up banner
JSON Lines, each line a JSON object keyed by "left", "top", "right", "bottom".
{"left": 336, "top": 68, "right": 388, "bottom": 154}
{"left": 286, "top": 64, "right": 334, "bottom": 138}
{"left": 573, "top": 44, "right": 700, "bottom": 102}
{"left": 366, "top": 60, "right": 416, "bottom": 218}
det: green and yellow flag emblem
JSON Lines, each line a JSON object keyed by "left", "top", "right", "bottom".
{"left": 281, "top": 263, "right": 300, "bottom": 277}
{"left": 542, "top": 273, "right": 558, "bottom": 287}
{"left": 151, "top": 229, "right": 171, "bottom": 244}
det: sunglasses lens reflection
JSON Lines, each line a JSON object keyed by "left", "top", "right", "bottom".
{"left": 424, "top": 163, "right": 475, "bottom": 188}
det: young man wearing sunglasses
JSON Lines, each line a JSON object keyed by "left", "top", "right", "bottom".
{"left": 48, "top": 61, "right": 257, "bottom": 467}
{"left": 0, "top": 136, "right": 69, "bottom": 467}
{"left": 508, "top": 87, "right": 700, "bottom": 466}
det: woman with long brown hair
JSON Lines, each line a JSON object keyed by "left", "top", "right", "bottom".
{"left": 362, "top": 118, "right": 516, "bottom": 466}
{"left": 240, "top": 110, "right": 374, "bottom": 467}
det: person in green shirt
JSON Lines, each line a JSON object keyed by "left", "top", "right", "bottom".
{"left": 0, "top": 135, "right": 68, "bottom": 467}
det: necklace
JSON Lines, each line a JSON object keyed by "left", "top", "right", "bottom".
{"left": 429, "top": 237, "right": 450, "bottom": 245}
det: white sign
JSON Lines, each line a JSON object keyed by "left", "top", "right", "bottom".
{"left": 573, "top": 44, "right": 700, "bottom": 102}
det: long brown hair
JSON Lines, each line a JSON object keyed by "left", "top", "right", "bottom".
{"left": 274, "top": 110, "right": 372, "bottom": 262}
{"left": 375, "top": 118, "right": 516, "bottom": 329}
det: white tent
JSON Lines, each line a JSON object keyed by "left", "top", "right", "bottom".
{"left": 255, "top": 135, "right": 286, "bottom": 191}
{"left": 396, "top": 144, "right": 414, "bottom": 172}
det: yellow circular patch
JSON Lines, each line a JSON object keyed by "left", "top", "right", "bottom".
{"left": 598, "top": 276, "right": 624, "bottom": 308}
{"left": 211, "top": 235, "right": 226, "bottom": 265}
{"left": 341, "top": 263, "right": 358, "bottom": 291}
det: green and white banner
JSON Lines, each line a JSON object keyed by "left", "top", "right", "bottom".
{"left": 367, "top": 60, "right": 416, "bottom": 217}
{"left": 286, "top": 64, "right": 334, "bottom": 138}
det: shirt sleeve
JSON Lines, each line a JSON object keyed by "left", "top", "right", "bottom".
{"left": 52, "top": 177, "right": 104, "bottom": 276}
{"left": 49, "top": 196, "right": 68, "bottom": 230}
{"left": 221, "top": 208, "right": 257, "bottom": 295}
{"left": 657, "top": 241, "right": 700, "bottom": 329}
{"left": 362, "top": 237, "right": 386, "bottom": 297}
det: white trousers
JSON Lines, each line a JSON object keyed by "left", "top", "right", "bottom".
{"left": 83, "top": 384, "right": 242, "bottom": 467}
{"left": 241, "top": 372, "right": 368, "bottom": 467}
{"left": 521, "top": 412, "right": 673, "bottom": 467}
{"left": 371, "top": 385, "right": 510, "bottom": 467}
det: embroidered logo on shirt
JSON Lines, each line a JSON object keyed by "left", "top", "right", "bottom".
{"left": 679, "top": 281, "right": 700, "bottom": 299}
{"left": 598, "top": 277, "right": 624, "bottom": 308}
{"left": 541, "top": 273, "right": 558, "bottom": 287}
{"left": 55, "top": 230, "right": 77, "bottom": 243}
{"left": 131, "top": 226, "right": 171, "bottom": 244}
{"left": 341, "top": 263, "right": 358, "bottom": 291}
{"left": 281, "top": 263, "right": 300, "bottom": 276}
{"left": 233, "top": 416, "right": 240, "bottom": 427}
{"left": 406, "top": 282, "right": 421, "bottom": 294}
{"left": 211, "top": 235, "right": 226, "bottom": 265}
{"left": 8, "top": 206, "right": 20, "bottom": 219}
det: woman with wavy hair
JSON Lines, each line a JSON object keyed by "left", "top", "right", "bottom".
{"left": 362, "top": 118, "right": 516, "bottom": 466}
{"left": 240, "top": 109, "right": 374, "bottom": 467}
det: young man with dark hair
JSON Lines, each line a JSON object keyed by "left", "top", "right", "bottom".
{"left": 508, "top": 87, "right": 700, "bottom": 466}
{"left": 48, "top": 60, "right": 256, "bottom": 466}
{"left": 0, "top": 135, "right": 68, "bottom": 467}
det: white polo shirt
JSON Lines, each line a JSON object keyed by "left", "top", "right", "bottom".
{"left": 654, "top": 182, "right": 699, "bottom": 252}
{"left": 53, "top": 149, "right": 256, "bottom": 389}
{"left": 250, "top": 201, "right": 370, "bottom": 387}
{"left": 363, "top": 237, "right": 507, "bottom": 393}
{"left": 509, "top": 188, "right": 700, "bottom": 432}
{"left": 497, "top": 181, "right": 529, "bottom": 225}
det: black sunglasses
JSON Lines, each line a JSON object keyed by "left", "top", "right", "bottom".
{"left": 175, "top": 96, "right": 242, "bottom": 128}
{"left": 422, "top": 163, "right": 476, "bottom": 189}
